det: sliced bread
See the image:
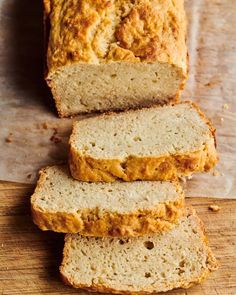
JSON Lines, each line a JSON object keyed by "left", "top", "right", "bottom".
{"left": 60, "top": 208, "right": 218, "bottom": 294}
{"left": 44, "top": 0, "right": 187, "bottom": 117}
{"left": 31, "top": 165, "right": 184, "bottom": 237}
{"left": 69, "top": 101, "right": 218, "bottom": 182}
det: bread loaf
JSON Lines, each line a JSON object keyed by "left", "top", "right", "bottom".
{"left": 31, "top": 165, "right": 185, "bottom": 236}
{"left": 60, "top": 209, "right": 218, "bottom": 294}
{"left": 69, "top": 102, "right": 218, "bottom": 182}
{"left": 44, "top": 0, "right": 187, "bottom": 117}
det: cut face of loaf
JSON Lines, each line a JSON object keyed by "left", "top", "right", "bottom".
{"left": 44, "top": 0, "right": 187, "bottom": 117}
{"left": 61, "top": 209, "right": 218, "bottom": 294}
{"left": 69, "top": 102, "right": 218, "bottom": 182}
{"left": 31, "top": 165, "right": 185, "bottom": 237}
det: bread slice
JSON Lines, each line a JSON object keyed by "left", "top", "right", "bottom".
{"left": 44, "top": 0, "right": 187, "bottom": 117}
{"left": 60, "top": 208, "right": 218, "bottom": 294}
{"left": 31, "top": 165, "right": 185, "bottom": 237}
{"left": 69, "top": 101, "right": 218, "bottom": 182}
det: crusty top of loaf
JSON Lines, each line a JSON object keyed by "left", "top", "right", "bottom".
{"left": 45, "top": 0, "right": 187, "bottom": 74}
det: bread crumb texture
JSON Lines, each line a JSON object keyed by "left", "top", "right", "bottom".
{"left": 60, "top": 209, "right": 218, "bottom": 294}
{"left": 45, "top": 0, "right": 187, "bottom": 73}
{"left": 69, "top": 102, "right": 218, "bottom": 182}
{"left": 31, "top": 165, "right": 185, "bottom": 236}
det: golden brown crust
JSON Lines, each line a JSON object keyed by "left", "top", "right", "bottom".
{"left": 60, "top": 208, "right": 218, "bottom": 294}
{"left": 69, "top": 101, "right": 218, "bottom": 182}
{"left": 31, "top": 179, "right": 185, "bottom": 237}
{"left": 44, "top": 0, "right": 187, "bottom": 117}
{"left": 69, "top": 145, "right": 218, "bottom": 182}
{"left": 43, "top": 0, "right": 51, "bottom": 16}
{"left": 43, "top": 0, "right": 51, "bottom": 78}
{"left": 45, "top": 0, "right": 187, "bottom": 74}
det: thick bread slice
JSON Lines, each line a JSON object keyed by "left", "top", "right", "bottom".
{"left": 69, "top": 101, "right": 218, "bottom": 182}
{"left": 31, "top": 165, "right": 185, "bottom": 237}
{"left": 60, "top": 208, "right": 218, "bottom": 294}
{"left": 44, "top": 0, "right": 187, "bottom": 117}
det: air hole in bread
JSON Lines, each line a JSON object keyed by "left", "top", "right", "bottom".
{"left": 90, "top": 265, "right": 96, "bottom": 271}
{"left": 144, "top": 241, "right": 154, "bottom": 250}
{"left": 161, "top": 272, "right": 166, "bottom": 278}
{"left": 120, "top": 162, "right": 126, "bottom": 169}
{"left": 119, "top": 239, "right": 125, "bottom": 245}
{"left": 178, "top": 268, "right": 185, "bottom": 275}
{"left": 179, "top": 260, "right": 185, "bottom": 267}
{"left": 145, "top": 272, "right": 151, "bottom": 278}
{"left": 133, "top": 136, "right": 142, "bottom": 142}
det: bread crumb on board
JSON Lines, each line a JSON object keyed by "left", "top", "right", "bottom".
{"left": 223, "top": 103, "right": 229, "bottom": 110}
{"left": 42, "top": 122, "right": 48, "bottom": 130}
{"left": 179, "top": 175, "right": 193, "bottom": 184}
{"left": 50, "top": 128, "right": 62, "bottom": 144}
{"left": 5, "top": 132, "right": 13, "bottom": 143}
{"left": 209, "top": 205, "right": 221, "bottom": 212}
{"left": 212, "top": 170, "right": 220, "bottom": 177}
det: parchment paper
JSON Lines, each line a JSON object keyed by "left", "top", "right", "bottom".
{"left": 0, "top": 0, "right": 236, "bottom": 198}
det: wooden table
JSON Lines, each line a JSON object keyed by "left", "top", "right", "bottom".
{"left": 0, "top": 181, "right": 235, "bottom": 295}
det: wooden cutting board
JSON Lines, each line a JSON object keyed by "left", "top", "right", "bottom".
{"left": 0, "top": 181, "right": 235, "bottom": 295}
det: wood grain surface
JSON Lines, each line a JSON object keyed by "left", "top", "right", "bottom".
{"left": 0, "top": 181, "right": 235, "bottom": 295}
